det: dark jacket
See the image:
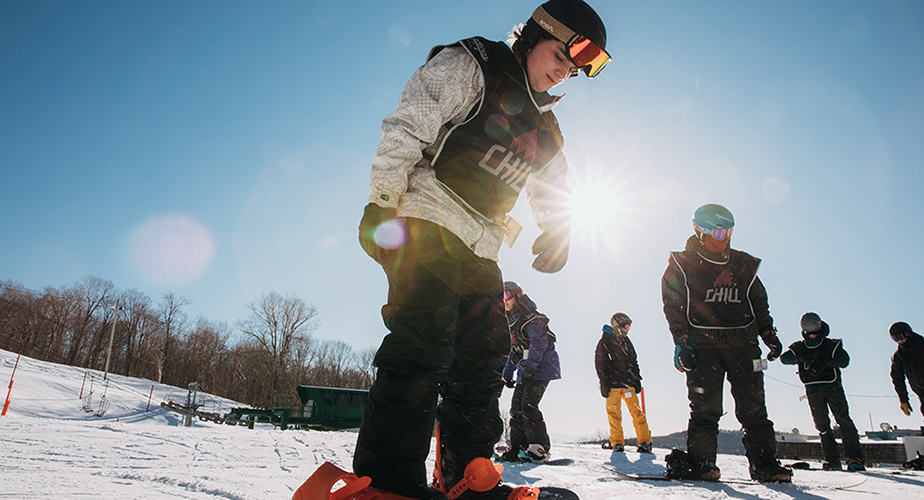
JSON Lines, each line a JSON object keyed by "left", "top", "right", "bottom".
{"left": 595, "top": 324, "right": 642, "bottom": 395}
{"left": 780, "top": 325, "right": 849, "bottom": 394}
{"left": 503, "top": 294, "right": 561, "bottom": 383}
{"left": 891, "top": 332, "right": 924, "bottom": 404}
{"left": 661, "top": 236, "right": 773, "bottom": 348}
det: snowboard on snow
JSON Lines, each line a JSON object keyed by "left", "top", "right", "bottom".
{"left": 496, "top": 456, "right": 575, "bottom": 466}
{"left": 294, "top": 461, "right": 580, "bottom": 500}
{"left": 600, "top": 464, "right": 868, "bottom": 490}
{"left": 600, "top": 466, "right": 759, "bottom": 485}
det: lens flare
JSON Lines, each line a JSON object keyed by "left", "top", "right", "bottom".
{"left": 485, "top": 114, "right": 509, "bottom": 140}
{"left": 130, "top": 213, "right": 215, "bottom": 286}
{"left": 374, "top": 219, "right": 406, "bottom": 250}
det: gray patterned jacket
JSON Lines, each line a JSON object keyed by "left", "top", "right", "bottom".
{"left": 367, "top": 44, "right": 570, "bottom": 262}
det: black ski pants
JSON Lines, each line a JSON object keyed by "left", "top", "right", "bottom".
{"left": 685, "top": 343, "right": 777, "bottom": 468}
{"left": 509, "top": 378, "right": 551, "bottom": 454}
{"left": 807, "top": 387, "right": 863, "bottom": 466}
{"left": 354, "top": 218, "right": 509, "bottom": 492}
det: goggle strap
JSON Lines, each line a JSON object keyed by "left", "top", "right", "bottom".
{"left": 531, "top": 6, "right": 578, "bottom": 47}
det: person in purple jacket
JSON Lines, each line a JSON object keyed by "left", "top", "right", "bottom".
{"left": 499, "top": 281, "right": 561, "bottom": 463}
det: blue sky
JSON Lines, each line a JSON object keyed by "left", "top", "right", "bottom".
{"left": 2, "top": 0, "right": 923, "bottom": 440}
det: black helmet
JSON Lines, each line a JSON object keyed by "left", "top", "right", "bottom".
{"left": 504, "top": 281, "right": 523, "bottom": 300}
{"left": 800, "top": 312, "right": 823, "bottom": 333}
{"left": 890, "top": 321, "right": 914, "bottom": 342}
{"left": 526, "top": 0, "right": 610, "bottom": 78}
{"left": 611, "top": 312, "right": 631, "bottom": 329}
{"left": 800, "top": 312, "right": 828, "bottom": 347}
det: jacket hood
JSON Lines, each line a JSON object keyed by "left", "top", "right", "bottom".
{"left": 517, "top": 293, "right": 539, "bottom": 312}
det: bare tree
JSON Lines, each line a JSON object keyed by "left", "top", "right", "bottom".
{"left": 355, "top": 346, "right": 377, "bottom": 388}
{"left": 119, "top": 289, "right": 152, "bottom": 377}
{"left": 64, "top": 276, "right": 113, "bottom": 367}
{"left": 237, "top": 292, "right": 319, "bottom": 402}
{"left": 156, "top": 292, "right": 189, "bottom": 384}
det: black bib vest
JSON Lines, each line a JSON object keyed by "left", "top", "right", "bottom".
{"left": 427, "top": 37, "right": 564, "bottom": 222}
{"left": 790, "top": 339, "right": 843, "bottom": 386}
{"left": 671, "top": 250, "right": 761, "bottom": 329}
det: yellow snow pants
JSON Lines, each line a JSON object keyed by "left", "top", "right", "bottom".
{"left": 605, "top": 387, "right": 651, "bottom": 446}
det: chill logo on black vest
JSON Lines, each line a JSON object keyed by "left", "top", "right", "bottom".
{"left": 704, "top": 268, "right": 742, "bottom": 304}
{"left": 477, "top": 129, "right": 538, "bottom": 192}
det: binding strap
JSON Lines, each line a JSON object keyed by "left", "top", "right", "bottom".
{"left": 292, "top": 461, "right": 372, "bottom": 500}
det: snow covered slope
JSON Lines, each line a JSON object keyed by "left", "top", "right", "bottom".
{"left": 1, "top": 349, "right": 922, "bottom": 499}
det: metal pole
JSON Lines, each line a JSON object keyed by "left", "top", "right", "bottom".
{"left": 147, "top": 384, "right": 154, "bottom": 412}
{"left": 2, "top": 354, "right": 21, "bottom": 416}
{"left": 103, "top": 301, "right": 120, "bottom": 380}
{"left": 79, "top": 371, "right": 88, "bottom": 399}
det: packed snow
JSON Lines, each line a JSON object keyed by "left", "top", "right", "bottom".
{"left": 2, "top": 349, "right": 922, "bottom": 499}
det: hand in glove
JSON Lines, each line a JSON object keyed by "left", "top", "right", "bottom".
{"left": 634, "top": 384, "right": 642, "bottom": 395}
{"left": 531, "top": 223, "right": 571, "bottom": 273}
{"left": 600, "top": 384, "right": 609, "bottom": 398}
{"left": 673, "top": 334, "right": 697, "bottom": 372}
{"left": 901, "top": 402, "right": 913, "bottom": 416}
{"left": 504, "top": 378, "right": 516, "bottom": 389}
{"left": 522, "top": 366, "right": 536, "bottom": 381}
{"left": 761, "top": 329, "right": 783, "bottom": 362}
{"left": 358, "top": 203, "right": 400, "bottom": 264}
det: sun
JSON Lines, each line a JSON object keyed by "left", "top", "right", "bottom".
{"left": 568, "top": 167, "right": 623, "bottom": 235}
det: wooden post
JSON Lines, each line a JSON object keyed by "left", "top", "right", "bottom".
{"left": 146, "top": 384, "right": 154, "bottom": 412}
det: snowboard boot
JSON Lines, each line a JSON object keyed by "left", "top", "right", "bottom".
{"left": 636, "top": 442, "right": 653, "bottom": 454}
{"left": 846, "top": 458, "right": 866, "bottom": 472}
{"left": 903, "top": 452, "right": 924, "bottom": 471}
{"left": 694, "top": 462, "right": 721, "bottom": 481}
{"left": 611, "top": 444, "right": 625, "bottom": 452}
{"left": 600, "top": 442, "right": 613, "bottom": 450}
{"left": 822, "top": 462, "right": 842, "bottom": 471}
{"left": 523, "top": 444, "right": 550, "bottom": 462}
{"left": 497, "top": 450, "right": 522, "bottom": 463}
{"left": 664, "top": 449, "right": 697, "bottom": 480}
{"left": 749, "top": 458, "right": 792, "bottom": 483}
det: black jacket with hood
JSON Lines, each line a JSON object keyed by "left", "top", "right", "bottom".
{"left": 595, "top": 324, "right": 641, "bottom": 395}
{"left": 891, "top": 332, "right": 924, "bottom": 404}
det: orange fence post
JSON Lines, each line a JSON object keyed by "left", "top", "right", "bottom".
{"left": 2, "top": 354, "right": 21, "bottom": 416}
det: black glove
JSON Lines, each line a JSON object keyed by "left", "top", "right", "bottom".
{"left": 358, "top": 203, "right": 398, "bottom": 264}
{"left": 600, "top": 384, "right": 609, "bottom": 398}
{"left": 674, "top": 334, "right": 697, "bottom": 372}
{"left": 504, "top": 378, "right": 516, "bottom": 389}
{"left": 522, "top": 366, "right": 536, "bottom": 381}
{"left": 634, "top": 384, "right": 642, "bottom": 395}
{"left": 761, "top": 330, "right": 783, "bottom": 362}
{"left": 531, "top": 223, "right": 571, "bottom": 273}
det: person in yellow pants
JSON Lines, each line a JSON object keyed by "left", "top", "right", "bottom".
{"left": 595, "top": 312, "right": 653, "bottom": 452}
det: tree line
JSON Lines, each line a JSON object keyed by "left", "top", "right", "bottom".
{"left": 0, "top": 277, "right": 376, "bottom": 409}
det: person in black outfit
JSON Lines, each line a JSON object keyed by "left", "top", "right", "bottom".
{"left": 499, "top": 281, "right": 561, "bottom": 463}
{"left": 661, "top": 204, "right": 791, "bottom": 483}
{"left": 889, "top": 321, "right": 924, "bottom": 421}
{"left": 353, "top": 1, "right": 610, "bottom": 499}
{"left": 780, "top": 312, "right": 865, "bottom": 471}
{"left": 594, "top": 312, "right": 652, "bottom": 453}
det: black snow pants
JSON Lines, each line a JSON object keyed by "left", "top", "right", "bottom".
{"left": 807, "top": 387, "right": 863, "bottom": 466}
{"left": 353, "top": 218, "right": 509, "bottom": 492}
{"left": 508, "top": 378, "right": 551, "bottom": 454}
{"left": 685, "top": 343, "right": 778, "bottom": 468}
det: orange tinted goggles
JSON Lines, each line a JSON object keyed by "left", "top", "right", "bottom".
{"left": 568, "top": 35, "right": 610, "bottom": 78}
